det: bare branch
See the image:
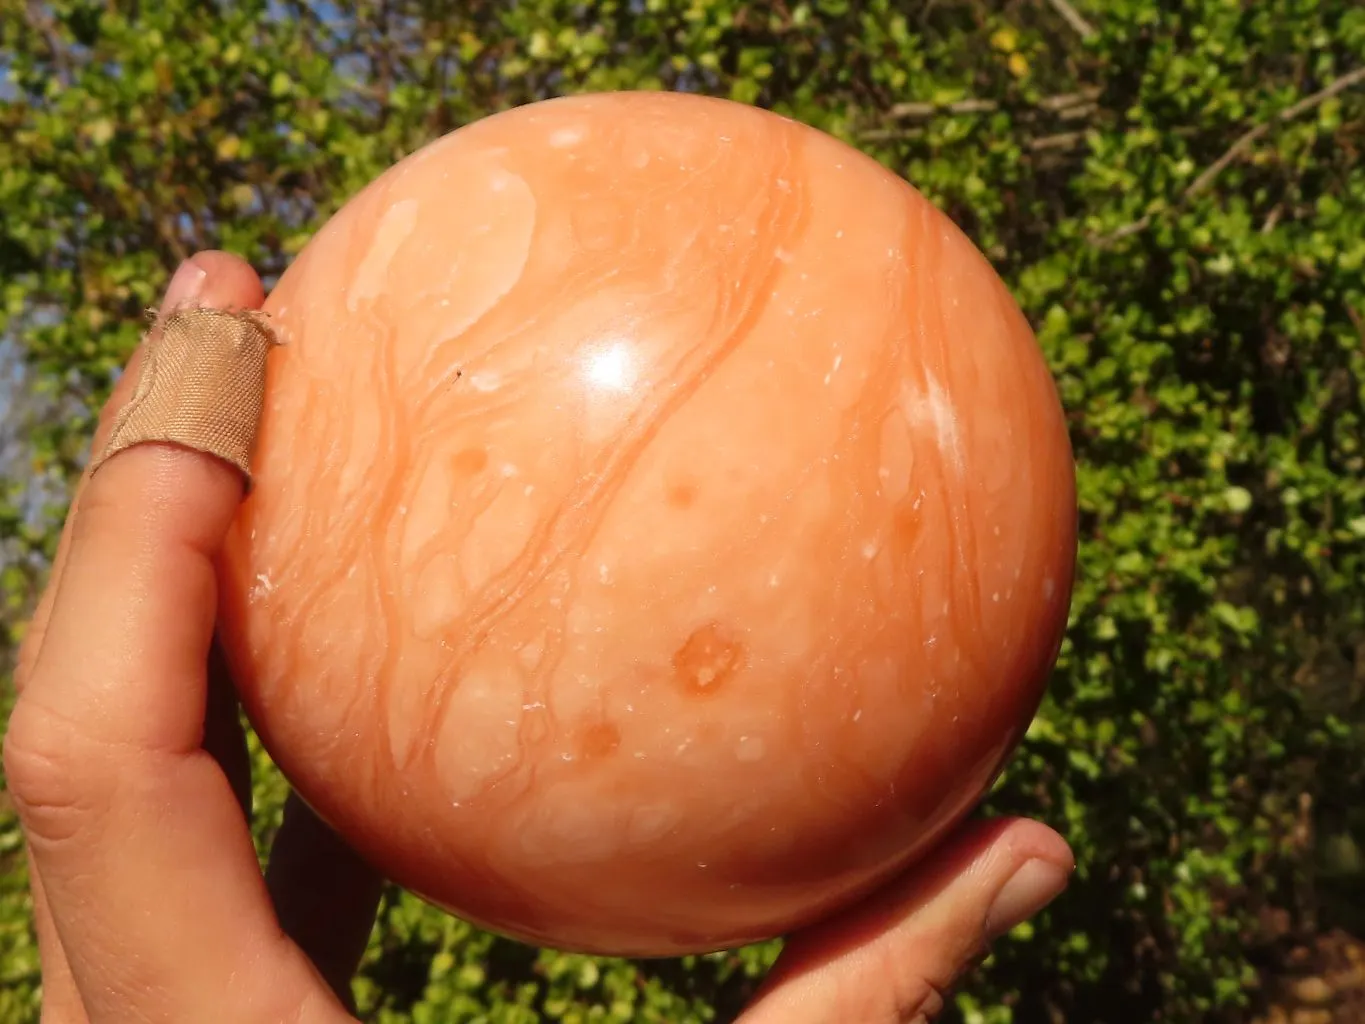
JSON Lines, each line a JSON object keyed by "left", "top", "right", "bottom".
{"left": 1038, "top": 89, "right": 1104, "bottom": 112}
{"left": 1044, "top": 0, "right": 1097, "bottom": 40}
{"left": 1030, "top": 131, "right": 1087, "bottom": 152}
{"left": 1100, "top": 215, "right": 1153, "bottom": 244}
{"left": 1185, "top": 64, "right": 1365, "bottom": 198}
{"left": 1097, "top": 65, "right": 1365, "bottom": 245}
{"left": 886, "top": 87, "right": 1100, "bottom": 122}
{"left": 860, "top": 88, "right": 1101, "bottom": 147}
{"left": 856, "top": 128, "right": 925, "bottom": 142}
{"left": 887, "top": 97, "right": 997, "bottom": 120}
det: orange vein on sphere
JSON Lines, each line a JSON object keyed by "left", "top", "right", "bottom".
{"left": 415, "top": 127, "right": 812, "bottom": 762}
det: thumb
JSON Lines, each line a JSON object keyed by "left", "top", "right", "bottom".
{"left": 738, "top": 818, "right": 1073, "bottom": 1023}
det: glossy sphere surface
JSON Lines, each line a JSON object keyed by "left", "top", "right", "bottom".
{"left": 217, "top": 91, "right": 1077, "bottom": 957}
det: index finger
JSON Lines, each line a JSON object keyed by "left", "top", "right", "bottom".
{"left": 3, "top": 252, "right": 350, "bottom": 1023}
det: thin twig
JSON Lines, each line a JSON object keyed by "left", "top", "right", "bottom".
{"left": 886, "top": 87, "right": 1100, "bottom": 121}
{"left": 1185, "top": 65, "right": 1365, "bottom": 197}
{"left": 1039, "top": 89, "right": 1104, "bottom": 112}
{"left": 1346, "top": 304, "right": 1365, "bottom": 345}
{"left": 887, "top": 97, "right": 999, "bottom": 119}
{"left": 1030, "top": 131, "right": 1087, "bottom": 151}
{"left": 1044, "top": 0, "right": 1097, "bottom": 40}
{"left": 1101, "top": 215, "right": 1154, "bottom": 244}
{"left": 857, "top": 128, "right": 926, "bottom": 142}
{"left": 862, "top": 88, "right": 1100, "bottom": 145}
{"left": 1098, "top": 65, "right": 1365, "bottom": 245}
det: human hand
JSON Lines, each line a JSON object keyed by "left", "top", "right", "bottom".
{"left": 5, "top": 251, "right": 383, "bottom": 1023}
{"left": 5, "top": 250, "right": 1072, "bottom": 1023}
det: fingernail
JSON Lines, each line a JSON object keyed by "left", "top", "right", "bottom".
{"left": 984, "top": 859, "right": 1070, "bottom": 939}
{"left": 163, "top": 259, "right": 208, "bottom": 309}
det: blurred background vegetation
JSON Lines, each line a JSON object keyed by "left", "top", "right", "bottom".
{"left": 2, "top": 1, "right": 1364, "bottom": 1021}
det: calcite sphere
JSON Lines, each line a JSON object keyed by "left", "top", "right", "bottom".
{"left": 216, "top": 91, "right": 1077, "bottom": 957}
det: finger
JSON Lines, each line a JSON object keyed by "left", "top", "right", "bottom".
{"left": 22, "top": 861, "right": 88, "bottom": 1024}
{"left": 14, "top": 255, "right": 262, "bottom": 691}
{"left": 267, "top": 793, "right": 385, "bottom": 1011}
{"left": 12, "top": 257, "right": 242, "bottom": 1024}
{"left": 13, "top": 258, "right": 266, "bottom": 1024}
{"left": 3, "top": 252, "right": 350, "bottom": 1023}
{"left": 737, "top": 818, "right": 1073, "bottom": 1024}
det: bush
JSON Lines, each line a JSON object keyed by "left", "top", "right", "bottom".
{"left": 2, "top": 2, "right": 1363, "bottom": 1021}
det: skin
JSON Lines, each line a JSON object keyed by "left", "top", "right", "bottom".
{"left": 3, "top": 251, "right": 1074, "bottom": 1023}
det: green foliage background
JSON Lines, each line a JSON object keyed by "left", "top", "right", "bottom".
{"left": 2, "top": 1, "right": 1364, "bottom": 1021}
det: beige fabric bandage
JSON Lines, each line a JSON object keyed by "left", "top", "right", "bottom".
{"left": 90, "top": 307, "right": 279, "bottom": 484}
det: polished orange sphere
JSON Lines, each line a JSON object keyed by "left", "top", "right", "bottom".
{"left": 216, "top": 91, "right": 1077, "bottom": 957}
